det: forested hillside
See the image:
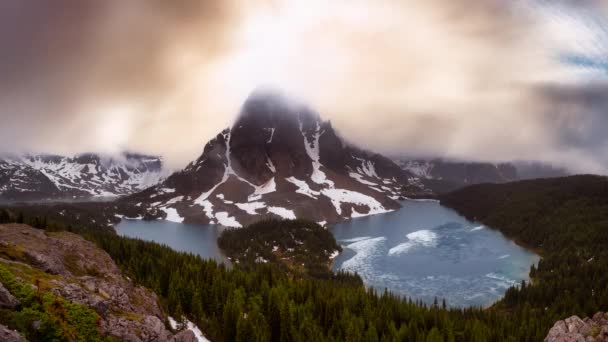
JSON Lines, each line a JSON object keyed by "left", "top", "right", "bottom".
{"left": 218, "top": 219, "right": 344, "bottom": 279}
{"left": 0, "top": 208, "right": 549, "bottom": 341}
{"left": 2, "top": 174, "right": 607, "bottom": 341}
{"left": 441, "top": 175, "right": 608, "bottom": 319}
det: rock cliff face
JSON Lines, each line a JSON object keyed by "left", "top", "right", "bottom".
{"left": 123, "top": 90, "right": 431, "bottom": 227}
{"left": 0, "top": 224, "right": 197, "bottom": 341}
{"left": 545, "top": 313, "right": 608, "bottom": 342}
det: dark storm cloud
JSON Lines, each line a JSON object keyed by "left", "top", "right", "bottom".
{"left": 539, "top": 84, "right": 608, "bottom": 153}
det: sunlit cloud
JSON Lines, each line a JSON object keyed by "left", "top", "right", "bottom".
{"left": 1, "top": 0, "right": 608, "bottom": 173}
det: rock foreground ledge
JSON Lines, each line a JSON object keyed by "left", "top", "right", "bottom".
{"left": 545, "top": 313, "right": 608, "bottom": 342}
{"left": 0, "top": 224, "right": 197, "bottom": 341}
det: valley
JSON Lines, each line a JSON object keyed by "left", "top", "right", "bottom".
{"left": 0, "top": 92, "right": 602, "bottom": 341}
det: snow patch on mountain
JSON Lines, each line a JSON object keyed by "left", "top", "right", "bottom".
{"left": 321, "top": 188, "right": 392, "bottom": 216}
{"left": 235, "top": 201, "right": 267, "bottom": 215}
{"left": 268, "top": 206, "right": 297, "bottom": 220}
{"left": 286, "top": 176, "right": 320, "bottom": 199}
{"left": 160, "top": 207, "right": 184, "bottom": 223}
{"left": 215, "top": 212, "right": 241, "bottom": 228}
{"left": 400, "top": 160, "right": 434, "bottom": 178}
{"left": 300, "top": 120, "right": 334, "bottom": 187}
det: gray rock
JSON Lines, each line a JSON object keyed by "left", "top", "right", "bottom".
{"left": 0, "top": 282, "right": 20, "bottom": 309}
{"left": 0, "top": 225, "right": 187, "bottom": 342}
{"left": 171, "top": 329, "right": 197, "bottom": 342}
{"left": 0, "top": 324, "right": 27, "bottom": 342}
{"left": 546, "top": 313, "right": 608, "bottom": 342}
{"left": 566, "top": 316, "right": 586, "bottom": 333}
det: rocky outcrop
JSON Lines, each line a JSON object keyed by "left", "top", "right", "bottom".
{"left": 0, "top": 324, "right": 27, "bottom": 342}
{"left": 545, "top": 313, "right": 608, "bottom": 342}
{"left": 0, "top": 224, "right": 199, "bottom": 341}
{"left": 0, "top": 283, "right": 19, "bottom": 309}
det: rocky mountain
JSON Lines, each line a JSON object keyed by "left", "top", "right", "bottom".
{"left": 123, "top": 90, "right": 431, "bottom": 227}
{"left": 0, "top": 224, "right": 198, "bottom": 341}
{"left": 397, "top": 159, "right": 518, "bottom": 184}
{"left": 545, "top": 313, "right": 608, "bottom": 341}
{"left": 0, "top": 152, "right": 166, "bottom": 202}
{"left": 396, "top": 158, "right": 570, "bottom": 193}
{"left": 513, "top": 160, "right": 570, "bottom": 180}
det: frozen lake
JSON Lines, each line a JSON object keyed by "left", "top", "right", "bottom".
{"left": 331, "top": 199, "right": 539, "bottom": 307}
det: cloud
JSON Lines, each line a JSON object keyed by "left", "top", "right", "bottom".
{"left": 1, "top": 0, "right": 608, "bottom": 173}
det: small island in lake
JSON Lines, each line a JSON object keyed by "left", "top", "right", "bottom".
{"left": 218, "top": 219, "right": 345, "bottom": 279}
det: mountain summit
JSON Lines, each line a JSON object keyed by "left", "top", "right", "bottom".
{"left": 125, "top": 91, "right": 431, "bottom": 227}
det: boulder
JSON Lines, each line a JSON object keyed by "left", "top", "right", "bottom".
{"left": 0, "top": 324, "right": 27, "bottom": 342}
{"left": 0, "top": 282, "right": 19, "bottom": 309}
{"left": 546, "top": 313, "right": 608, "bottom": 342}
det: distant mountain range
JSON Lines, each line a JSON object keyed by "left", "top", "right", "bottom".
{"left": 121, "top": 90, "right": 432, "bottom": 227}
{"left": 0, "top": 153, "right": 166, "bottom": 202}
{"left": 396, "top": 158, "right": 569, "bottom": 193}
{"left": 0, "top": 91, "right": 572, "bottom": 226}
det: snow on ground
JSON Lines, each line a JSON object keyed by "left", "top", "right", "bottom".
{"left": 248, "top": 177, "right": 276, "bottom": 202}
{"left": 354, "top": 158, "right": 378, "bottom": 178}
{"left": 321, "top": 188, "right": 391, "bottom": 216}
{"left": 198, "top": 200, "right": 214, "bottom": 220}
{"left": 235, "top": 201, "right": 266, "bottom": 215}
{"left": 268, "top": 206, "right": 297, "bottom": 220}
{"left": 157, "top": 187, "right": 176, "bottom": 194}
{"left": 265, "top": 127, "right": 275, "bottom": 143}
{"left": 388, "top": 230, "right": 438, "bottom": 255}
{"left": 266, "top": 156, "right": 276, "bottom": 173}
{"left": 215, "top": 212, "right": 242, "bottom": 228}
{"left": 348, "top": 172, "right": 378, "bottom": 186}
{"left": 286, "top": 176, "right": 320, "bottom": 199}
{"left": 194, "top": 173, "right": 229, "bottom": 205}
{"left": 299, "top": 120, "right": 335, "bottom": 187}
{"left": 160, "top": 207, "right": 184, "bottom": 223}
{"left": 401, "top": 161, "right": 434, "bottom": 178}
{"left": 165, "top": 196, "right": 184, "bottom": 205}
{"left": 168, "top": 317, "right": 211, "bottom": 342}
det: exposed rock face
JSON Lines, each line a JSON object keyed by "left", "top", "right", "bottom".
{"left": 0, "top": 224, "right": 198, "bottom": 341}
{"left": 0, "top": 152, "right": 166, "bottom": 202}
{"left": 396, "top": 158, "right": 570, "bottom": 193}
{"left": 0, "top": 283, "right": 19, "bottom": 309}
{"left": 545, "top": 313, "right": 608, "bottom": 342}
{"left": 124, "top": 90, "right": 431, "bottom": 227}
{"left": 397, "top": 159, "right": 518, "bottom": 185}
{"left": 0, "top": 324, "right": 27, "bottom": 342}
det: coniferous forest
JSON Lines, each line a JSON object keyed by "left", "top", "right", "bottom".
{"left": 0, "top": 175, "right": 607, "bottom": 341}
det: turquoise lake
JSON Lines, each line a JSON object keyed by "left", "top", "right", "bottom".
{"left": 115, "top": 199, "right": 539, "bottom": 307}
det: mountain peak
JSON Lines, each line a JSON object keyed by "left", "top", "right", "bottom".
{"left": 234, "top": 89, "right": 319, "bottom": 130}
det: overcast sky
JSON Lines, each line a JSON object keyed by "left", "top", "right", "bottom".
{"left": 1, "top": 0, "right": 608, "bottom": 172}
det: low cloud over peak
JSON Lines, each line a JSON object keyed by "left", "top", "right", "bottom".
{"left": 1, "top": 0, "right": 608, "bottom": 173}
